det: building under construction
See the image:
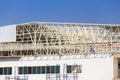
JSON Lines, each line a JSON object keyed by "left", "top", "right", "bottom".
{"left": 0, "top": 22, "right": 120, "bottom": 80}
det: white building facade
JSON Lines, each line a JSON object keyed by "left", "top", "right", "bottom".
{"left": 0, "top": 22, "right": 120, "bottom": 80}
{"left": 0, "top": 54, "right": 115, "bottom": 80}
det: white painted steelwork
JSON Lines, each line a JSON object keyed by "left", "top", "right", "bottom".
{"left": 0, "top": 22, "right": 119, "bottom": 57}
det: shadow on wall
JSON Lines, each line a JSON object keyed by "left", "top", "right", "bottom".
{"left": 0, "top": 57, "right": 20, "bottom": 62}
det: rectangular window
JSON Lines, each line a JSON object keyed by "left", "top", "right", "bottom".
{"left": 76, "top": 65, "right": 82, "bottom": 73}
{"left": 28, "top": 67, "right": 32, "bottom": 74}
{"left": 41, "top": 66, "right": 45, "bottom": 74}
{"left": 118, "top": 58, "right": 120, "bottom": 78}
{"left": 51, "top": 66, "right": 55, "bottom": 73}
{"left": 0, "top": 67, "right": 12, "bottom": 75}
{"left": 72, "top": 65, "right": 78, "bottom": 73}
{"left": 37, "top": 66, "right": 41, "bottom": 74}
{"left": 3, "top": 67, "right": 7, "bottom": 74}
{"left": 67, "top": 65, "right": 71, "bottom": 73}
{"left": 47, "top": 66, "right": 50, "bottom": 73}
{"left": 0, "top": 68, "right": 3, "bottom": 75}
{"left": 18, "top": 65, "right": 60, "bottom": 74}
{"left": 19, "top": 67, "right": 23, "bottom": 74}
{"left": 67, "top": 65, "right": 82, "bottom": 73}
{"left": 56, "top": 66, "right": 60, "bottom": 73}
{"left": 7, "top": 67, "right": 12, "bottom": 75}
{"left": 32, "top": 66, "right": 36, "bottom": 74}
{"left": 23, "top": 67, "right": 28, "bottom": 74}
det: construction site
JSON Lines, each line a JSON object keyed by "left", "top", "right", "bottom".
{"left": 0, "top": 22, "right": 120, "bottom": 80}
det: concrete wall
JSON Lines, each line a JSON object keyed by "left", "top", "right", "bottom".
{"left": 0, "top": 25, "right": 16, "bottom": 42}
{"left": 0, "top": 55, "right": 113, "bottom": 80}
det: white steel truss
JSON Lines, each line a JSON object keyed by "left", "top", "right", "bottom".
{"left": 0, "top": 22, "right": 120, "bottom": 57}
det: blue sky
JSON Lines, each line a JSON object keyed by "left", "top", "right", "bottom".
{"left": 0, "top": 0, "right": 120, "bottom": 26}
